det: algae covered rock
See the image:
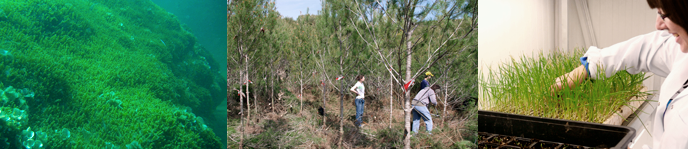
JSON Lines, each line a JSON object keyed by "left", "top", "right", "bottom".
{"left": 0, "top": 85, "right": 34, "bottom": 149}
{"left": 0, "top": 0, "right": 224, "bottom": 148}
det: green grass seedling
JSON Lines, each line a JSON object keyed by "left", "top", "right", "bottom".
{"left": 480, "top": 49, "right": 650, "bottom": 123}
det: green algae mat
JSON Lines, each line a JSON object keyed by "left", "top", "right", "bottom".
{"left": 0, "top": 0, "right": 224, "bottom": 148}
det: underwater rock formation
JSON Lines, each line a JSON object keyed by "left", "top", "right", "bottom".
{"left": 0, "top": 0, "right": 224, "bottom": 148}
{"left": 0, "top": 86, "right": 34, "bottom": 149}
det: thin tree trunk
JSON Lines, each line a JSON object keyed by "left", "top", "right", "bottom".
{"left": 264, "top": 74, "right": 268, "bottom": 115}
{"left": 443, "top": 81, "right": 448, "bottom": 127}
{"left": 403, "top": 85, "right": 411, "bottom": 149}
{"left": 254, "top": 88, "right": 258, "bottom": 118}
{"left": 271, "top": 72, "right": 275, "bottom": 113}
{"left": 246, "top": 56, "right": 251, "bottom": 124}
{"left": 322, "top": 75, "right": 326, "bottom": 130}
{"left": 339, "top": 79, "right": 344, "bottom": 147}
{"left": 239, "top": 58, "right": 244, "bottom": 149}
{"left": 403, "top": 28, "right": 414, "bottom": 149}
{"left": 300, "top": 70, "right": 304, "bottom": 113}
{"left": 238, "top": 35, "right": 244, "bottom": 148}
{"left": 389, "top": 72, "right": 393, "bottom": 129}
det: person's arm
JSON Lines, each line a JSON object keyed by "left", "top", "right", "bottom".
{"left": 585, "top": 30, "right": 680, "bottom": 79}
{"left": 429, "top": 90, "right": 437, "bottom": 105}
{"left": 553, "top": 31, "right": 683, "bottom": 92}
{"left": 350, "top": 83, "right": 358, "bottom": 94}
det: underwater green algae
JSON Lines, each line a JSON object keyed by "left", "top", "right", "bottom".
{"left": 0, "top": 0, "right": 224, "bottom": 148}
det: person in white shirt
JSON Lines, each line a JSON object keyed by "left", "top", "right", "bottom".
{"left": 552, "top": 0, "right": 688, "bottom": 148}
{"left": 350, "top": 75, "right": 366, "bottom": 127}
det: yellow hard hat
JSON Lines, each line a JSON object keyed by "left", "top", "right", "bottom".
{"left": 425, "top": 71, "right": 434, "bottom": 77}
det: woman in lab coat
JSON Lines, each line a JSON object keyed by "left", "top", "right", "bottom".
{"left": 552, "top": 0, "right": 688, "bottom": 148}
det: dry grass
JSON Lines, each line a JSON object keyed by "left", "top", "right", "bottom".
{"left": 228, "top": 86, "right": 474, "bottom": 148}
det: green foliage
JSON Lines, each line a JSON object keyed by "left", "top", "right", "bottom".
{"left": 481, "top": 49, "right": 650, "bottom": 123}
{"left": 228, "top": 0, "right": 477, "bottom": 147}
{"left": 0, "top": 0, "right": 224, "bottom": 148}
{"left": 461, "top": 100, "right": 478, "bottom": 142}
{"left": 453, "top": 140, "right": 477, "bottom": 149}
{"left": 375, "top": 126, "right": 405, "bottom": 148}
{"left": 227, "top": 0, "right": 278, "bottom": 55}
{"left": 245, "top": 119, "right": 300, "bottom": 148}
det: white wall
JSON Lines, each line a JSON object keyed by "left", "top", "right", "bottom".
{"left": 568, "top": 0, "right": 657, "bottom": 48}
{"left": 478, "top": 0, "right": 555, "bottom": 109}
{"left": 478, "top": 0, "right": 555, "bottom": 75}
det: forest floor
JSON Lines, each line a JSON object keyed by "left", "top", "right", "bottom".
{"left": 228, "top": 85, "right": 476, "bottom": 148}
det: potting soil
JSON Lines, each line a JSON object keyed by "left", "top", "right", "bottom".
{"left": 478, "top": 132, "right": 606, "bottom": 149}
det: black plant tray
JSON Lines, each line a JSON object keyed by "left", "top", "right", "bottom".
{"left": 478, "top": 110, "right": 635, "bottom": 149}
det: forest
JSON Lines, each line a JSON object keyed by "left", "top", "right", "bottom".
{"left": 228, "top": 0, "right": 477, "bottom": 148}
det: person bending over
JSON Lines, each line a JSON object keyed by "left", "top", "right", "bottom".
{"left": 411, "top": 84, "right": 439, "bottom": 134}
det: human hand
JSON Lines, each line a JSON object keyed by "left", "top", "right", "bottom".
{"left": 550, "top": 65, "right": 588, "bottom": 93}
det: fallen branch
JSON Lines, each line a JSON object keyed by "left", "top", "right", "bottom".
{"left": 361, "top": 131, "right": 376, "bottom": 138}
{"left": 228, "top": 135, "right": 238, "bottom": 143}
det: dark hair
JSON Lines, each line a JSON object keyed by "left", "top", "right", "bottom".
{"left": 356, "top": 75, "right": 364, "bottom": 81}
{"left": 647, "top": 0, "right": 659, "bottom": 8}
{"left": 648, "top": 0, "right": 688, "bottom": 31}
{"left": 431, "top": 84, "right": 441, "bottom": 90}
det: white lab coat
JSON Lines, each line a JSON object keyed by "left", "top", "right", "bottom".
{"left": 584, "top": 30, "right": 688, "bottom": 149}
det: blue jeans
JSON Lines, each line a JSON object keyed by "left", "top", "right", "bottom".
{"left": 355, "top": 98, "right": 365, "bottom": 127}
{"left": 412, "top": 106, "right": 433, "bottom": 134}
